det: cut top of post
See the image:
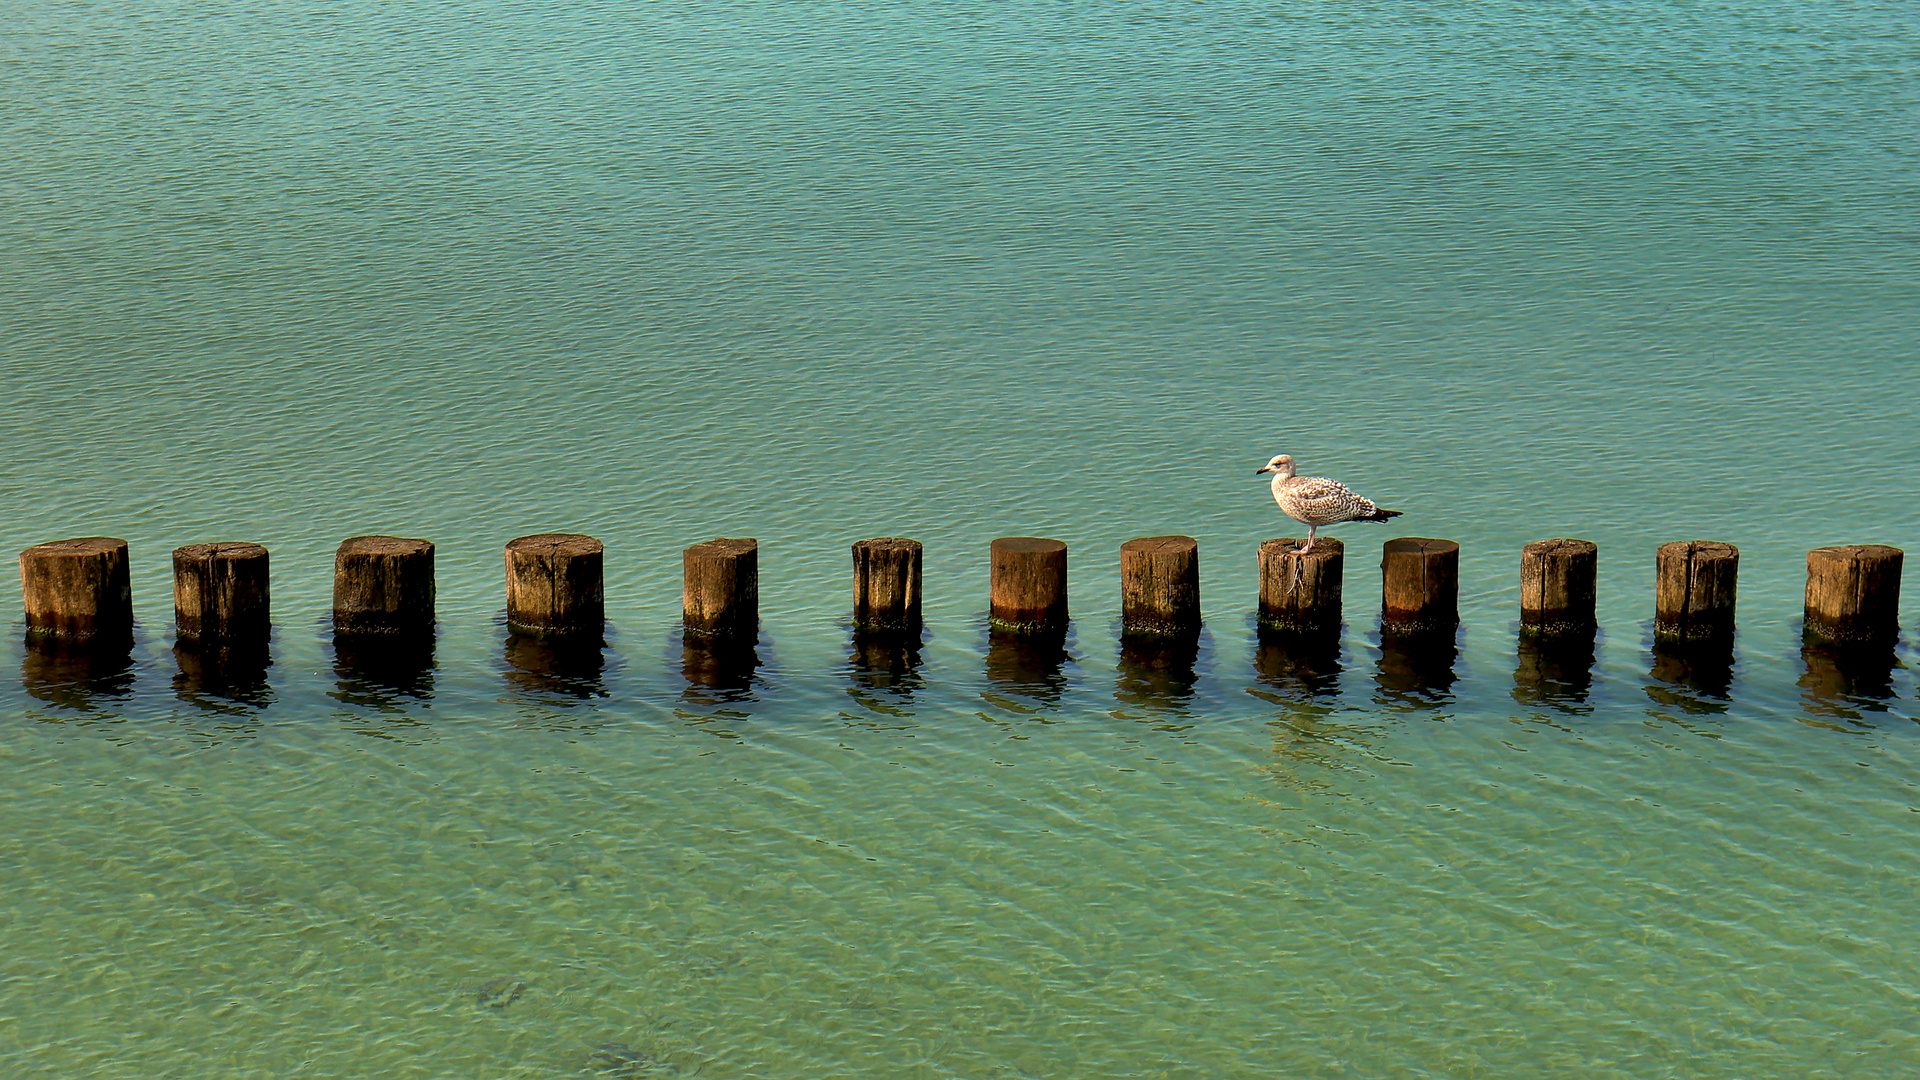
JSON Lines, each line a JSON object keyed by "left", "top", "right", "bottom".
{"left": 507, "top": 533, "right": 604, "bottom": 559}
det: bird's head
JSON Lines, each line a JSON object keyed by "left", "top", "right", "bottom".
{"left": 1256, "top": 454, "right": 1295, "bottom": 478}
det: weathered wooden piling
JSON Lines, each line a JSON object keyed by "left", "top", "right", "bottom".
{"left": 333, "top": 535, "right": 435, "bottom": 636}
{"left": 1120, "top": 535, "right": 1200, "bottom": 637}
{"left": 852, "top": 537, "right": 922, "bottom": 635}
{"left": 173, "top": 543, "right": 270, "bottom": 644}
{"left": 1380, "top": 537, "right": 1459, "bottom": 636}
{"left": 505, "top": 533, "right": 604, "bottom": 637}
{"left": 683, "top": 537, "right": 758, "bottom": 639}
{"left": 19, "top": 537, "right": 133, "bottom": 642}
{"left": 1653, "top": 541, "right": 1739, "bottom": 643}
{"left": 1804, "top": 544, "right": 1902, "bottom": 647}
{"left": 1519, "top": 538, "right": 1596, "bottom": 636}
{"left": 1257, "top": 537, "right": 1343, "bottom": 636}
{"left": 990, "top": 537, "right": 1068, "bottom": 633}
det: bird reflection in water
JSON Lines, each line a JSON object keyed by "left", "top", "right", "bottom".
{"left": 1799, "top": 639, "right": 1897, "bottom": 724}
{"left": 1645, "top": 639, "right": 1733, "bottom": 715}
{"left": 1115, "top": 631, "right": 1200, "bottom": 714}
{"left": 503, "top": 630, "right": 606, "bottom": 699}
{"left": 1374, "top": 629, "right": 1457, "bottom": 708}
{"left": 1512, "top": 632, "right": 1596, "bottom": 712}
{"left": 22, "top": 635, "right": 135, "bottom": 711}
{"left": 174, "top": 640, "right": 273, "bottom": 713}
{"left": 680, "top": 631, "right": 759, "bottom": 705}
{"left": 332, "top": 633, "right": 435, "bottom": 710}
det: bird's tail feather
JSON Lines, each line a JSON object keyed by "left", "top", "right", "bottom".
{"left": 1363, "top": 508, "right": 1403, "bottom": 522}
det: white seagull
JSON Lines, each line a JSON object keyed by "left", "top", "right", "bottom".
{"left": 1257, "top": 454, "right": 1402, "bottom": 553}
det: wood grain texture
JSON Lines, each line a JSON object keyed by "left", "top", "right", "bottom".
{"left": 1257, "top": 537, "right": 1343, "bottom": 635}
{"left": 1519, "top": 538, "right": 1597, "bottom": 635}
{"left": 1653, "top": 541, "right": 1739, "bottom": 642}
{"left": 1804, "top": 544, "right": 1902, "bottom": 645}
{"left": 1120, "top": 535, "right": 1200, "bottom": 636}
{"left": 1380, "top": 537, "right": 1459, "bottom": 635}
{"left": 683, "top": 537, "right": 758, "bottom": 639}
{"left": 173, "top": 542, "right": 270, "bottom": 643}
{"left": 989, "top": 537, "right": 1067, "bottom": 632}
{"left": 505, "top": 533, "right": 604, "bottom": 636}
{"left": 852, "top": 537, "right": 922, "bottom": 634}
{"left": 19, "top": 537, "right": 133, "bottom": 641}
{"left": 332, "top": 535, "right": 435, "bottom": 635}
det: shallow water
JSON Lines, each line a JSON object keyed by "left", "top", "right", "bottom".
{"left": 4, "top": 1, "right": 1919, "bottom": 1076}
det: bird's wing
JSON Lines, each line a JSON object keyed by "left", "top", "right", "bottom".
{"left": 1285, "top": 476, "right": 1379, "bottom": 519}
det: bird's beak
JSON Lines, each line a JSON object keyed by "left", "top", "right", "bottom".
{"left": 1254, "top": 468, "right": 1270, "bottom": 475}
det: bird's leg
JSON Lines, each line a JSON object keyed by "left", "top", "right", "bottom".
{"left": 1287, "top": 526, "right": 1317, "bottom": 591}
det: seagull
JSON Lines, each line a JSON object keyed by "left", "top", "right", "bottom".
{"left": 1256, "top": 454, "right": 1402, "bottom": 554}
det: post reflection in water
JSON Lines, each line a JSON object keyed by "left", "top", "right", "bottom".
{"left": 1799, "top": 640, "right": 1897, "bottom": 723}
{"left": 1645, "top": 639, "right": 1734, "bottom": 714}
{"left": 22, "top": 636, "right": 135, "bottom": 711}
{"left": 1115, "top": 632, "right": 1200, "bottom": 713}
{"left": 332, "top": 633, "right": 435, "bottom": 710}
{"left": 1374, "top": 630, "right": 1458, "bottom": 707}
{"left": 1253, "top": 629, "right": 1343, "bottom": 702}
{"left": 503, "top": 631, "right": 606, "bottom": 699}
{"left": 174, "top": 641, "right": 273, "bottom": 712}
{"left": 984, "top": 629, "right": 1071, "bottom": 706}
{"left": 847, "top": 632, "right": 923, "bottom": 701}
{"left": 680, "top": 632, "right": 760, "bottom": 704}
{"left": 1513, "top": 632, "right": 1596, "bottom": 711}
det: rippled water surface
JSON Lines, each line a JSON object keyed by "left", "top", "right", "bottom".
{"left": 5, "top": 1, "right": 1919, "bottom": 1076}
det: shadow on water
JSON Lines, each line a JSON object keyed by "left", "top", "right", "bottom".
{"left": 1115, "top": 631, "right": 1201, "bottom": 715}
{"left": 22, "top": 634, "right": 135, "bottom": 711}
{"left": 1799, "top": 638, "right": 1899, "bottom": 725}
{"left": 503, "top": 629, "right": 607, "bottom": 700}
{"left": 1645, "top": 638, "right": 1734, "bottom": 715}
{"left": 846, "top": 631, "right": 924, "bottom": 703}
{"left": 1253, "top": 628, "right": 1343, "bottom": 702}
{"left": 174, "top": 640, "right": 273, "bottom": 713}
{"left": 331, "top": 632, "right": 435, "bottom": 710}
{"left": 984, "top": 627, "right": 1072, "bottom": 707}
{"left": 680, "top": 630, "right": 760, "bottom": 705}
{"left": 1513, "top": 631, "right": 1596, "bottom": 713}
{"left": 1373, "top": 629, "right": 1457, "bottom": 709}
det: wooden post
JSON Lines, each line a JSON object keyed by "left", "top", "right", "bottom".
{"left": 1653, "top": 541, "right": 1738, "bottom": 643}
{"left": 333, "top": 535, "right": 435, "bottom": 635}
{"left": 852, "top": 537, "right": 921, "bottom": 635}
{"left": 683, "top": 537, "right": 758, "bottom": 639}
{"left": 173, "top": 543, "right": 270, "bottom": 644}
{"left": 1380, "top": 538, "right": 1458, "bottom": 636}
{"left": 1258, "top": 537, "right": 1343, "bottom": 636}
{"left": 505, "top": 533, "right": 604, "bottom": 637}
{"left": 1120, "top": 535, "right": 1199, "bottom": 636}
{"left": 20, "top": 537, "right": 132, "bottom": 642}
{"left": 1804, "top": 544, "right": 1903, "bottom": 646}
{"left": 990, "top": 537, "right": 1067, "bottom": 633}
{"left": 1519, "top": 538, "right": 1596, "bottom": 636}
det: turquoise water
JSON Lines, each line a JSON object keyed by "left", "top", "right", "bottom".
{"left": 4, "top": 1, "right": 1919, "bottom": 1075}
